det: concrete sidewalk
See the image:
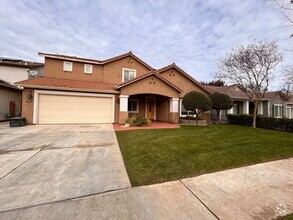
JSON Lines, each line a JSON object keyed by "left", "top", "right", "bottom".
{"left": 1, "top": 158, "right": 292, "bottom": 220}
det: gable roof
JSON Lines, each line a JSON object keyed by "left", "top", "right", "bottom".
{"left": 15, "top": 77, "right": 118, "bottom": 93}
{"left": 38, "top": 51, "right": 153, "bottom": 70}
{"left": 157, "top": 63, "right": 211, "bottom": 94}
{"left": 205, "top": 85, "right": 240, "bottom": 94}
{"left": 116, "top": 71, "right": 183, "bottom": 92}
{"left": 206, "top": 85, "right": 287, "bottom": 101}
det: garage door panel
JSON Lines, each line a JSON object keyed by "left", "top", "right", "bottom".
{"left": 38, "top": 94, "right": 113, "bottom": 124}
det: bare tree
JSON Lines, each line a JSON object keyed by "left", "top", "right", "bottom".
{"left": 281, "top": 65, "right": 293, "bottom": 99}
{"left": 269, "top": 0, "right": 293, "bottom": 38}
{"left": 216, "top": 41, "right": 283, "bottom": 128}
{"left": 201, "top": 79, "right": 226, "bottom": 87}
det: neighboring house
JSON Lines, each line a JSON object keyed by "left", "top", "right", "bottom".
{"left": 15, "top": 52, "right": 211, "bottom": 125}
{"left": 0, "top": 58, "right": 44, "bottom": 120}
{"left": 0, "top": 57, "right": 44, "bottom": 84}
{"left": 286, "top": 96, "right": 293, "bottom": 119}
{"left": 206, "top": 85, "right": 292, "bottom": 120}
{"left": 0, "top": 80, "right": 21, "bottom": 120}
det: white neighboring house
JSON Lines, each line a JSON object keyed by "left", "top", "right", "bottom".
{"left": 0, "top": 57, "right": 43, "bottom": 120}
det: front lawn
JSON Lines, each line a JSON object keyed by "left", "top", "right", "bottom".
{"left": 116, "top": 124, "right": 293, "bottom": 186}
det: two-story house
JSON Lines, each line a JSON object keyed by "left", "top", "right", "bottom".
{"left": 15, "top": 51, "right": 211, "bottom": 125}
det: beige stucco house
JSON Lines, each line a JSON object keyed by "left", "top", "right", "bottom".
{"left": 15, "top": 52, "right": 211, "bottom": 125}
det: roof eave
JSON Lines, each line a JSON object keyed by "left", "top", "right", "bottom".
{"left": 15, "top": 84, "right": 120, "bottom": 94}
{"left": 38, "top": 53, "right": 102, "bottom": 65}
{"left": 116, "top": 72, "right": 183, "bottom": 93}
{"left": 158, "top": 65, "right": 211, "bottom": 94}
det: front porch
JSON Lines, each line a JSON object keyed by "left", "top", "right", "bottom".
{"left": 118, "top": 94, "right": 179, "bottom": 124}
{"left": 213, "top": 100, "right": 270, "bottom": 122}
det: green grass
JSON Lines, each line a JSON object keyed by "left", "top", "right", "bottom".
{"left": 276, "top": 213, "right": 293, "bottom": 220}
{"left": 116, "top": 124, "right": 293, "bottom": 186}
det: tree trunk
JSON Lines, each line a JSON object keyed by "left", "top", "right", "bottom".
{"left": 216, "top": 110, "right": 220, "bottom": 124}
{"left": 252, "top": 101, "right": 258, "bottom": 128}
{"left": 195, "top": 110, "right": 199, "bottom": 126}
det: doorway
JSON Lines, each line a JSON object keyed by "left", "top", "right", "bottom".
{"left": 146, "top": 97, "right": 156, "bottom": 120}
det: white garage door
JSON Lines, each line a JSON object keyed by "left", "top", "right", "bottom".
{"left": 38, "top": 94, "right": 113, "bottom": 124}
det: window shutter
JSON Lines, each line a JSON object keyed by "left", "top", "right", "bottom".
{"left": 272, "top": 105, "right": 275, "bottom": 118}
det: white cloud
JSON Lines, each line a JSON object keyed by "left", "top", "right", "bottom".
{"left": 0, "top": 0, "right": 292, "bottom": 88}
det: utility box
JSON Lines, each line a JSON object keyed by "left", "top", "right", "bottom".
{"left": 10, "top": 117, "right": 26, "bottom": 127}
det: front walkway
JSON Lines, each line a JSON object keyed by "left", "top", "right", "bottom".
{"left": 114, "top": 121, "right": 180, "bottom": 131}
{"left": 1, "top": 158, "right": 292, "bottom": 219}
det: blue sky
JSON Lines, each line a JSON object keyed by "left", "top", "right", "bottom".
{"left": 0, "top": 0, "right": 292, "bottom": 87}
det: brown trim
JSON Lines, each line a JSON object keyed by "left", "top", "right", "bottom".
{"left": 39, "top": 51, "right": 153, "bottom": 70}
{"left": 102, "top": 51, "right": 153, "bottom": 70}
{"left": 17, "top": 84, "right": 120, "bottom": 94}
{"left": 157, "top": 63, "right": 211, "bottom": 94}
{"left": 116, "top": 71, "right": 183, "bottom": 92}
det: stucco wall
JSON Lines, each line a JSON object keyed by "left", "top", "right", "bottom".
{"left": 156, "top": 96, "right": 169, "bottom": 122}
{"left": 44, "top": 58, "right": 103, "bottom": 82}
{"left": 0, "top": 66, "right": 28, "bottom": 84}
{"left": 44, "top": 56, "right": 151, "bottom": 84}
{"left": 160, "top": 68, "right": 209, "bottom": 97}
{"left": 103, "top": 57, "right": 151, "bottom": 84}
{"left": 120, "top": 76, "right": 179, "bottom": 98}
{"left": 0, "top": 87, "right": 21, "bottom": 120}
{"left": 21, "top": 89, "right": 34, "bottom": 124}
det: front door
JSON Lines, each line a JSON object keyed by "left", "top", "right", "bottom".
{"left": 146, "top": 98, "right": 155, "bottom": 120}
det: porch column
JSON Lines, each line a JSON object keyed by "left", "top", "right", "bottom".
{"left": 119, "top": 95, "right": 129, "bottom": 124}
{"left": 258, "top": 102, "right": 263, "bottom": 115}
{"left": 243, "top": 101, "right": 249, "bottom": 114}
{"left": 169, "top": 98, "right": 179, "bottom": 124}
{"left": 227, "top": 107, "right": 233, "bottom": 114}
{"left": 268, "top": 101, "right": 271, "bottom": 117}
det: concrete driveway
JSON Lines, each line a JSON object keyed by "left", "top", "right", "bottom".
{"left": 0, "top": 122, "right": 131, "bottom": 212}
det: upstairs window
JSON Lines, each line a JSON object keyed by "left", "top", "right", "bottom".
{"left": 84, "top": 64, "right": 93, "bottom": 74}
{"left": 122, "top": 68, "right": 136, "bottom": 82}
{"left": 274, "top": 105, "right": 282, "bottom": 118}
{"left": 63, "top": 61, "right": 73, "bottom": 72}
{"left": 128, "top": 99, "right": 138, "bottom": 113}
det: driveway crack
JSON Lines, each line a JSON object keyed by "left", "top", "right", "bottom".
{"left": 179, "top": 179, "right": 220, "bottom": 220}
{"left": 0, "top": 126, "right": 74, "bottom": 182}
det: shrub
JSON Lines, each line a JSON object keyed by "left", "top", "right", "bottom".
{"left": 126, "top": 116, "right": 151, "bottom": 127}
{"left": 126, "top": 116, "right": 137, "bottom": 126}
{"left": 227, "top": 114, "right": 293, "bottom": 133}
{"left": 182, "top": 91, "right": 212, "bottom": 123}
{"left": 210, "top": 92, "right": 233, "bottom": 122}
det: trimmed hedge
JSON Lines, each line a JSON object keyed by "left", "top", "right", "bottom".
{"left": 227, "top": 114, "right": 293, "bottom": 133}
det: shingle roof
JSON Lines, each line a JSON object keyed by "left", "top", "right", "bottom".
{"left": 205, "top": 85, "right": 238, "bottom": 95}
{"left": 39, "top": 51, "right": 153, "bottom": 70}
{"left": 157, "top": 63, "right": 211, "bottom": 94}
{"left": 206, "top": 85, "right": 286, "bottom": 101}
{"left": 116, "top": 71, "right": 183, "bottom": 92}
{"left": 15, "top": 77, "right": 117, "bottom": 93}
